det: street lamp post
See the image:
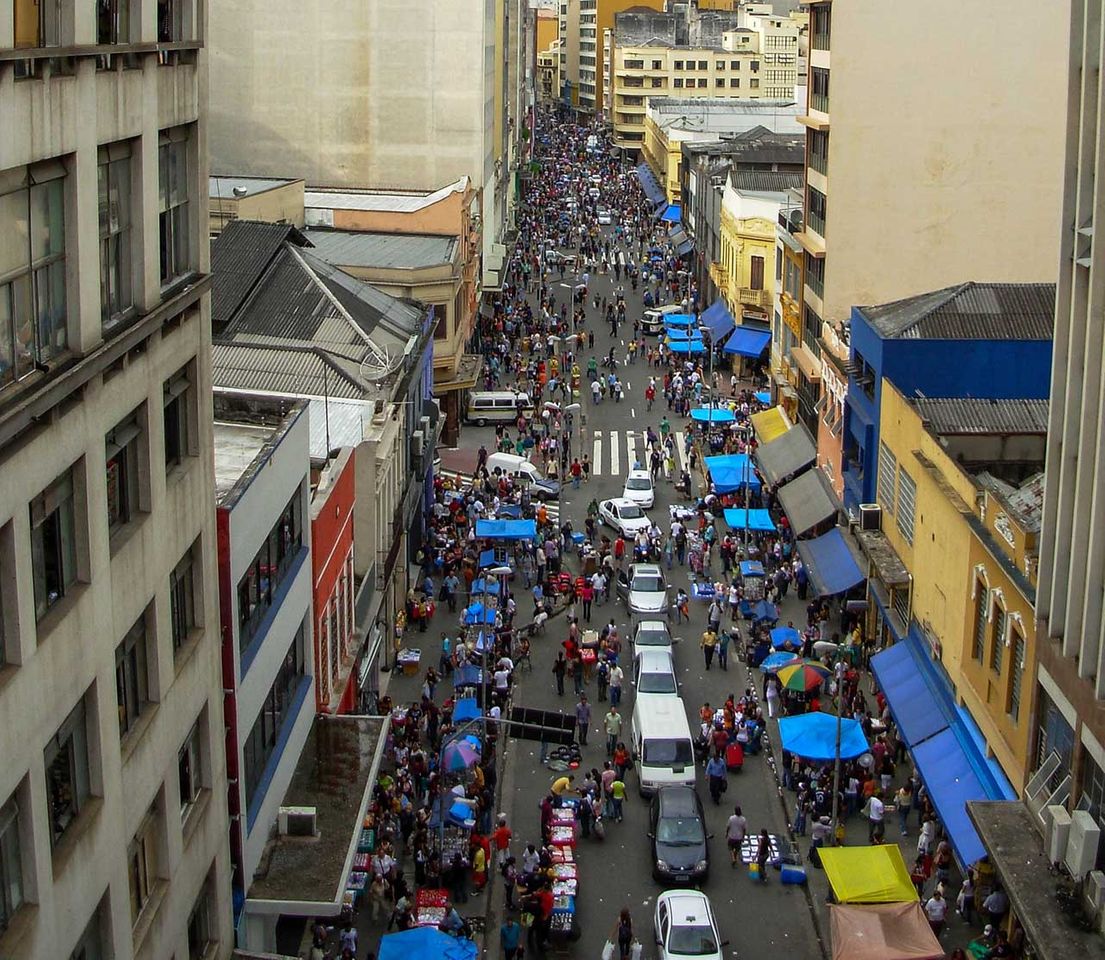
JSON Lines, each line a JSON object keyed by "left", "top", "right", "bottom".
{"left": 829, "top": 660, "right": 846, "bottom": 845}
{"left": 480, "top": 564, "right": 514, "bottom": 744}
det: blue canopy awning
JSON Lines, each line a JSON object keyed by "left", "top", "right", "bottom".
{"left": 676, "top": 239, "right": 694, "bottom": 257}
{"left": 660, "top": 203, "right": 682, "bottom": 222}
{"left": 723, "top": 508, "right": 776, "bottom": 531}
{"left": 635, "top": 162, "right": 667, "bottom": 207}
{"left": 379, "top": 927, "right": 479, "bottom": 960}
{"left": 665, "top": 327, "right": 703, "bottom": 341}
{"left": 724, "top": 326, "right": 772, "bottom": 357}
{"left": 770, "top": 626, "right": 801, "bottom": 649}
{"left": 754, "top": 391, "right": 772, "bottom": 405}
{"left": 475, "top": 518, "right": 537, "bottom": 540}
{"left": 667, "top": 339, "right": 706, "bottom": 355}
{"left": 704, "top": 453, "right": 761, "bottom": 492}
{"left": 739, "top": 560, "right": 764, "bottom": 578}
{"left": 690, "top": 407, "right": 736, "bottom": 423}
{"left": 778, "top": 712, "right": 870, "bottom": 762}
{"left": 664, "top": 313, "right": 696, "bottom": 326}
{"left": 700, "top": 300, "right": 736, "bottom": 343}
{"left": 871, "top": 629, "right": 1016, "bottom": 866}
{"left": 453, "top": 696, "right": 480, "bottom": 722}
{"left": 796, "top": 528, "right": 865, "bottom": 597}
{"left": 463, "top": 603, "right": 497, "bottom": 625}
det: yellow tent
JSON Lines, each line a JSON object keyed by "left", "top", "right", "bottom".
{"left": 750, "top": 405, "right": 790, "bottom": 444}
{"left": 819, "top": 845, "right": 918, "bottom": 903}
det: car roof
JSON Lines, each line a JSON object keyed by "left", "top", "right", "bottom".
{"left": 605, "top": 497, "right": 640, "bottom": 509}
{"left": 632, "top": 563, "right": 662, "bottom": 575}
{"left": 660, "top": 890, "right": 712, "bottom": 924}
{"left": 636, "top": 648, "right": 674, "bottom": 668}
{"left": 657, "top": 786, "right": 699, "bottom": 816}
{"left": 635, "top": 620, "right": 671, "bottom": 633}
{"left": 626, "top": 469, "right": 651, "bottom": 481}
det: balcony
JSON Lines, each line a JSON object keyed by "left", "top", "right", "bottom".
{"left": 738, "top": 288, "right": 770, "bottom": 308}
{"left": 709, "top": 261, "right": 728, "bottom": 290}
{"left": 778, "top": 208, "right": 802, "bottom": 234}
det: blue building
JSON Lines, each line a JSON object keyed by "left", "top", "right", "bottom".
{"left": 842, "top": 282, "right": 1055, "bottom": 511}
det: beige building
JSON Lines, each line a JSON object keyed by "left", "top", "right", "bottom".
{"left": 209, "top": 176, "right": 305, "bottom": 236}
{"left": 0, "top": 3, "right": 232, "bottom": 958}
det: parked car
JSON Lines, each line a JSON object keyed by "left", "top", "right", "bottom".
{"left": 616, "top": 563, "right": 669, "bottom": 618}
{"left": 654, "top": 890, "right": 727, "bottom": 960}
{"left": 622, "top": 469, "right": 655, "bottom": 508}
{"left": 632, "top": 619, "right": 675, "bottom": 652}
{"left": 634, "top": 647, "right": 679, "bottom": 695}
{"left": 597, "top": 208, "right": 613, "bottom": 225}
{"left": 599, "top": 498, "right": 651, "bottom": 537}
{"left": 649, "top": 786, "right": 710, "bottom": 883}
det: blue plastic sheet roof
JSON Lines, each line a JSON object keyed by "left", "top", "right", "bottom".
{"left": 635, "top": 163, "right": 667, "bottom": 206}
{"left": 667, "top": 339, "right": 706, "bottom": 354}
{"left": 754, "top": 391, "right": 771, "bottom": 404}
{"left": 690, "top": 407, "right": 736, "bottom": 423}
{"left": 660, "top": 204, "right": 682, "bottom": 222}
{"left": 724, "top": 326, "right": 772, "bottom": 357}
{"left": 700, "top": 300, "right": 736, "bottom": 342}
{"left": 475, "top": 518, "right": 537, "bottom": 540}
{"left": 665, "top": 327, "right": 703, "bottom": 341}
{"left": 795, "top": 528, "right": 865, "bottom": 596}
{"left": 778, "top": 712, "right": 870, "bottom": 762}
{"left": 664, "top": 313, "right": 695, "bottom": 326}
{"left": 379, "top": 927, "right": 479, "bottom": 960}
{"left": 739, "top": 560, "right": 764, "bottom": 577}
{"left": 723, "top": 508, "right": 776, "bottom": 531}
{"left": 770, "top": 626, "right": 801, "bottom": 649}
{"left": 704, "top": 453, "right": 761, "bottom": 492}
{"left": 676, "top": 239, "right": 694, "bottom": 257}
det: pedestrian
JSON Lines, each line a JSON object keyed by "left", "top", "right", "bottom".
{"left": 581, "top": 579, "right": 594, "bottom": 621}
{"left": 866, "top": 790, "right": 885, "bottom": 843}
{"left": 726, "top": 805, "right": 747, "bottom": 866}
{"left": 896, "top": 782, "right": 913, "bottom": 835}
{"left": 956, "top": 870, "right": 976, "bottom": 924}
{"left": 609, "top": 661, "right": 624, "bottom": 705}
{"left": 604, "top": 705, "right": 622, "bottom": 756}
{"left": 755, "top": 828, "right": 771, "bottom": 883}
{"left": 501, "top": 915, "right": 523, "bottom": 960}
{"left": 339, "top": 923, "right": 358, "bottom": 957}
{"left": 718, "top": 629, "right": 731, "bottom": 671}
{"left": 492, "top": 814, "right": 513, "bottom": 867}
{"left": 501, "top": 857, "right": 519, "bottom": 910}
{"left": 610, "top": 774, "right": 627, "bottom": 821}
{"left": 552, "top": 651, "right": 567, "bottom": 696}
{"left": 924, "top": 889, "right": 947, "bottom": 938}
{"left": 706, "top": 753, "right": 727, "bottom": 804}
{"left": 614, "top": 908, "right": 634, "bottom": 960}
{"left": 576, "top": 693, "right": 592, "bottom": 745}
{"left": 701, "top": 626, "right": 718, "bottom": 670}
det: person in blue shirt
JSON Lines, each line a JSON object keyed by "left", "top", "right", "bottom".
{"left": 500, "top": 917, "right": 523, "bottom": 960}
{"left": 706, "top": 753, "right": 728, "bottom": 805}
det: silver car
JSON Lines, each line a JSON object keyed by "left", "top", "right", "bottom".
{"left": 616, "top": 563, "right": 669, "bottom": 619}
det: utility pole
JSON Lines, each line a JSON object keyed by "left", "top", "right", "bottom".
{"left": 829, "top": 660, "right": 846, "bottom": 845}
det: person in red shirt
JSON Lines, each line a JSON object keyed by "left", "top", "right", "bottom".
{"left": 614, "top": 535, "right": 626, "bottom": 567}
{"left": 492, "top": 815, "right": 513, "bottom": 868}
{"left": 579, "top": 580, "right": 594, "bottom": 622}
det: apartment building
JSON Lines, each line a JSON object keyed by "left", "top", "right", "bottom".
{"left": 0, "top": 2, "right": 232, "bottom": 957}
{"left": 791, "top": 0, "right": 1068, "bottom": 497}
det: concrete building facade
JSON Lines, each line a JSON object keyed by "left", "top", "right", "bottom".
{"left": 0, "top": 2, "right": 233, "bottom": 957}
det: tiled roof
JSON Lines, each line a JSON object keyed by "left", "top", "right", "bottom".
{"left": 729, "top": 170, "right": 805, "bottom": 193}
{"left": 304, "top": 229, "right": 458, "bottom": 270}
{"left": 211, "top": 221, "right": 306, "bottom": 327}
{"left": 859, "top": 282, "right": 1056, "bottom": 340}
{"left": 912, "top": 397, "right": 1050, "bottom": 435}
{"left": 976, "top": 471, "right": 1045, "bottom": 533}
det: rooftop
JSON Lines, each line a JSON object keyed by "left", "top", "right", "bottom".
{"left": 912, "top": 397, "right": 1050, "bottom": 436}
{"left": 859, "top": 282, "right": 1057, "bottom": 340}
{"left": 212, "top": 421, "right": 277, "bottom": 498}
{"left": 210, "top": 175, "right": 302, "bottom": 199}
{"left": 249, "top": 715, "right": 388, "bottom": 907}
{"left": 976, "top": 471, "right": 1046, "bottom": 533}
{"left": 729, "top": 170, "right": 806, "bottom": 193}
{"left": 211, "top": 396, "right": 306, "bottom": 501}
{"left": 681, "top": 127, "right": 805, "bottom": 165}
{"left": 304, "top": 176, "right": 469, "bottom": 214}
{"left": 303, "top": 229, "right": 459, "bottom": 271}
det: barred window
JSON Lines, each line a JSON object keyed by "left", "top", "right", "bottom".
{"left": 896, "top": 467, "right": 916, "bottom": 545}
{"left": 876, "top": 442, "right": 896, "bottom": 514}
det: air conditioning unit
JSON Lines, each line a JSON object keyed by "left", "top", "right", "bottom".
{"left": 1065, "top": 810, "right": 1102, "bottom": 879}
{"left": 410, "top": 430, "right": 425, "bottom": 471}
{"left": 1045, "top": 804, "right": 1072, "bottom": 863}
{"left": 859, "top": 503, "right": 881, "bottom": 531}
{"left": 278, "top": 806, "right": 318, "bottom": 838}
{"left": 1086, "top": 870, "right": 1105, "bottom": 914}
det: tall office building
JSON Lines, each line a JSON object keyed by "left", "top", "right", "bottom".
{"left": 0, "top": 1, "right": 232, "bottom": 957}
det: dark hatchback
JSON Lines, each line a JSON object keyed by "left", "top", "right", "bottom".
{"left": 648, "top": 785, "right": 710, "bottom": 884}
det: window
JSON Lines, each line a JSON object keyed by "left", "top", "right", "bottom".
{"left": 876, "top": 442, "right": 896, "bottom": 514}
{"left": 673, "top": 60, "right": 683, "bottom": 69}
{"left": 0, "top": 161, "right": 68, "bottom": 386}
{"left": 972, "top": 582, "right": 988, "bottom": 661}
{"left": 163, "top": 363, "right": 192, "bottom": 469}
{"left": 715, "top": 78, "right": 724, "bottom": 87}
{"left": 70, "top": 905, "right": 109, "bottom": 960}
{"left": 651, "top": 60, "right": 662, "bottom": 70}
{"left": 236, "top": 490, "right": 304, "bottom": 654}
{"left": 990, "top": 603, "right": 1006, "bottom": 673}
{"left": 30, "top": 468, "right": 78, "bottom": 621}
{"left": 105, "top": 411, "right": 141, "bottom": 535}
{"left": 811, "top": 66, "right": 830, "bottom": 112}
{"left": 809, "top": 129, "right": 829, "bottom": 176}
{"left": 187, "top": 878, "right": 215, "bottom": 960}
{"left": 811, "top": 4, "right": 831, "bottom": 50}
{"left": 170, "top": 547, "right": 197, "bottom": 653}
{"left": 807, "top": 186, "right": 827, "bottom": 236}
{"left": 158, "top": 129, "right": 191, "bottom": 286}
{"left": 697, "top": 78, "right": 707, "bottom": 88}
{"left": 750, "top": 255, "right": 764, "bottom": 290}
{"left": 242, "top": 623, "right": 306, "bottom": 808}
{"left": 96, "top": 0, "right": 130, "bottom": 44}
{"left": 731, "top": 78, "right": 740, "bottom": 89}
{"left": 178, "top": 719, "right": 202, "bottom": 815}
{"left": 806, "top": 251, "right": 825, "bottom": 298}
{"left": 801, "top": 303, "right": 821, "bottom": 353}
{"left": 715, "top": 61, "right": 724, "bottom": 69}
{"left": 157, "top": 0, "right": 184, "bottom": 41}
{"left": 673, "top": 78, "right": 683, "bottom": 88}
{"left": 430, "top": 303, "right": 448, "bottom": 340}
{"left": 115, "top": 615, "right": 149, "bottom": 736}
{"left": 0, "top": 794, "right": 23, "bottom": 932}
{"left": 697, "top": 60, "right": 707, "bottom": 69}
{"left": 650, "top": 77, "right": 663, "bottom": 88}
{"left": 127, "top": 806, "right": 159, "bottom": 924}
{"left": 895, "top": 467, "right": 916, "bottom": 545}
{"left": 1008, "top": 628, "right": 1025, "bottom": 720}
{"left": 98, "top": 143, "right": 133, "bottom": 328}
{"left": 730, "top": 60, "right": 739, "bottom": 69}
{"left": 44, "top": 697, "right": 91, "bottom": 846}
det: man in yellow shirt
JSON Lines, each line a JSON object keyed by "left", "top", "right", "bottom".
{"left": 551, "top": 773, "right": 574, "bottom": 797}
{"left": 701, "top": 628, "right": 718, "bottom": 671}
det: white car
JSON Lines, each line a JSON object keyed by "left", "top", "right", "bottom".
{"left": 622, "top": 469, "right": 655, "bottom": 508}
{"left": 632, "top": 619, "right": 675, "bottom": 652}
{"left": 654, "top": 891, "right": 726, "bottom": 960}
{"left": 597, "top": 209, "right": 613, "bottom": 225}
{"left": 599, "top": 498, "right": 651, "bottom": 537}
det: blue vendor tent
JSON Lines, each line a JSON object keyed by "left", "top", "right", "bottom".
{"left": 699, "top": 300, "right": 736, "bottom": 343}
{"left": 770, "top": 626, "right": 801, "bottom": 649}
{"left": 778, "top": 711, "right": 870, "bottom": 762}
{"left": 723, "top": 508, "right": 776, "bottom": 531}
{"left": 704, "top": 453, "right": 761, "bottom": 493}
{"left": 663, "top": 313, "right": 696, "bottom": 326}
{"left": 463, "top": 602, "right": 497, "bottom": 625}
{"left": 475, "top": 518, "right": 537, "bottom": 540}
{"left": 665, "top": 327, "right": 703, "bottom": 341}
{"left": 660, "top": 204, "right": 682, "bottom": 222}
{"left": 667, "top": 339, "right": 706, "bottom": 355}
{"left": 691, "top": 407, "right": 736, "bottom": 423}
{"left": 379, "top": 927, "right": 479, "bottom": 960}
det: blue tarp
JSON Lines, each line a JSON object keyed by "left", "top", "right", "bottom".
{"left": 635, "top": 163, "right": 667, "bottom": 206}
{"left": 739, "top": 560, "right": 765, "bottom": 578}
{"left": 691, "top": 407, "right": 736, "bottom": 423}
{"left": 723, "top": 508, "right": 776, "bottom": 531}
{"left": 453, "top": 697, "right": 480, "bottom": 722}
{"left": 667, "top": 339, "right": 706, "bottom": 355}
{"left": 470, "top": 578, "right": 501, "bottom": 595}
{"left": 661, "top": 204, "right": 682, "bottom": 222}
{"left": 665, "top": 327, "right": 703, "bottom": 340}
{"left": 770, "top": 626, "right": 802, "bottom": 649}
{"left": 379, "top": 927, "right": 479, "bottom": 960}
{"left": 453, "top": 665, "right": 483, "bottom": 686}
{"left": 462, "top": 602, "right": 497, "bottom": 625}
{"left": 870, "top": 638, "right": 955, "bottom": 749}
{"left": 751, "top": 600, "right": 779, "bottom": 623}
{"left": 795, "top": 528, "right": 866, "bottom": 596}
{"left": 755, "top": 391, "right": 771, "bottom": 405}
{"left": 478, "top": 549, "right": 497, "bottom": 568}
{"left": 704, "top": 453, "right": 761, "bottom": 492}
{"left": 475, "top": 518, "right": 537, "bottom": 540}
{"left": 761, "top": 651, "right": 801, "bottom": 673}
{"left": 778, "top": 711, "right": 870, "bottom": 762}
{"left": 664, "top": 314, "right": 696, "bottom": 326}
{"left": 724, "top": 326, "right": 772, "bottom": 357}
{"left": 700, "top": 300, "right": 736, "bottom": 342}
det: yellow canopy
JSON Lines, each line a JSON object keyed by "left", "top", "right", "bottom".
{"left": 750, "top": 405, "right": 791, "bottom": 444}
{"left": 819, "top": 845, "right": 918, "bottom": 903}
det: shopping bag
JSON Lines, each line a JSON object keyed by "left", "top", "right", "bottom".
{"left": 748, "top": 863, "right": 760, "bottom": 881}
{"left": 602, "top": 941, "right": 616, "bottom": 960}
{"left": 630, "top": 942, "right": 643, "bottom": 960}
{"left": 593, "top": 818, "right": 606, "bottom": 840}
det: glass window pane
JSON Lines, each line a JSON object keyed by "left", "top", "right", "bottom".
{"left": 0, "top": 286, "right": 15, "bottom": 384}
{"left": 11, "top": 275, "right": 34, "bottom": 380}
{"left": 35, "top": 260, "right": 67, "bottom": 360}
{"left": 0, "top": 191, "right": 30, "bottom": 278}
{"left": 29, "top": 181, "right": 64, "bottom": 262}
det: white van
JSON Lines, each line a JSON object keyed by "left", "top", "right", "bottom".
{"left": 484, "top": 452, "right": 562, "bottom": 500}
{"left": 641, "top": 304, "right": 686, "bottom": 336}
{"left": 631, "top": 694, "right": 696, "bottom": 796}
{"left": 465, "top": 391, "right": 534, "bottom": 426}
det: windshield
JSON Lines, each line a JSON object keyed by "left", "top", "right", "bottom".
{"left": 656, "top": 817, "right": 705, "bottom": 845}
{"left": 631, "top": 574, "right": 664, "bottom": 591}
{"left": 620, "top": 504, "right": 644, "bottom": 519}
{"left": 636, "top": 629, "right": 670, "bottom": 646}
{"left": 668, "top": 925, "right": 718, "bottom": 956}
{"left": 643, "top": 738, "right": 692, "bottom": 766}
{"left": 639, "top": 673, "right": 678, "bottom": 694}
{"left": 626, "top": 477, "right": 652, "bottom": 491}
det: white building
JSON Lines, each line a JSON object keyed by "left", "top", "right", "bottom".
{"left": 0, "top": 2, "right": 233, "bottom": 957}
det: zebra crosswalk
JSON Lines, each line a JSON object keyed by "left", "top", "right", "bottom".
{"left": 587, "top": 430, "right": 690, "bottom": 477}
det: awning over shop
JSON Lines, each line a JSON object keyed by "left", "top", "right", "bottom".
{"left": 829, "top": 904, "right": 943, "bottom": 960}
{"left": 754, "top": 422, "right": 816, "bottom": 485}
{"left": 475, "top": 518, "right": 537, "bottom": 540}
{"left": 700, "top": 300, "right": 736, "bottom": 342}
{"left": 667, "top": 339, "right": 706, "bottom": 355}
{"left": 796, "top": 527, "right": 866, "bottom": 596}
{"left": 724, "top": 325, "right": 771, "bottom": 357}
{"left": 820, "top": 846, "right": 919, "bottom": 903}
{"left": 676, "top": 238, "right": 694, "bottom": 257}
{"left": 660, "top": 204, "right": 682, "bottom": 222}
{"left": 870, "top": 629, "right": 1016, "bottom": 866}
{"left": 704, "top": 453, "right": 761, "bottom": 492}
{"left": 777, "top": 468, "right": 839, "bottom": 535}
{"left": 635, "top": 163, "right": 667, "bottom": 206}
{"left": 723, "top": 508, "right": 775, "bottom": 531}
{"left": 690, "top": 407, "right": 736, "bottom": 423}
{"left": 750, "top": 405, "right": 791, "bottom": 443}
{"left": 754, "top": 391, "right": 771, "bottom": 404}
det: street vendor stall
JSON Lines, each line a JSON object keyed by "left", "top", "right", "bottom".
{"left": 818, "top": 845, "right": 918, "bottom": 903}
{"left": 828, "top": 904, "right": 942, "bottom": 960}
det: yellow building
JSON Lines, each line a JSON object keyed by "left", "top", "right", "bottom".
{"left": 868, "top": 380, "right": 1047, "bottom": 791}
{"left": 771, "top": 189, "right": 804, "bottom": 422}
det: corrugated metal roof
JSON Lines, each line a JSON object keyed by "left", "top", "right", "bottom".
{"left": 912, "top": 397, "right": 1050, "bottom": 435}
{"left": 304, "top": 229, "right": 458, "bottom": 270}
{"left": 212, "top": 342, "right": 368, "bottom": 400}
{"left": 976, "top": 471, "right": 1045, "bottom": 533}
{"left": 306, "top": 397, "right": 374, "bottom": 458}
{"left": 304, "top": 176, "right": 468, "bottom": 214}
{"left": 211, "top": 221, "right": 304, "bottom": 326}
{"left": 860, "top": 282, "right": 1056, "bottom": 340}
{"left": 729, "top": 170, "right": 805, "bottom": 193}
{"left": 209, "top": 176, "right": 299, "bottom": 198}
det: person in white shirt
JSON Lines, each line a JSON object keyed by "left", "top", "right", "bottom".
{"left": 923, "top": 889, "right": 948, "bottom": 937}
{"left": 867, "top": 792, "right": 885, "bottom": 842}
